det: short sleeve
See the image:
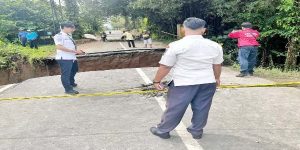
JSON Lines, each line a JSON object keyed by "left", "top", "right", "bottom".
{"left": 159, "top": 43, "right": 178, "bottom": 67}
{"left": 228, "top": 31, "right": 240, "bottom": 39}
{"left": 54, "top": 35, "right": 64, "bottom": 45}
{"left": 213, "top": 45, "right": 224, "bottom": 64}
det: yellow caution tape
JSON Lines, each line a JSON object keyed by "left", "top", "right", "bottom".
{"left": 220, "top": 82, "right": 300, "bottom": 89}
{"left": 0, "top": 82, "right": 299, "bottom": 101}
{"left": 0, "top": 90, "right": 158, "bottom": 101}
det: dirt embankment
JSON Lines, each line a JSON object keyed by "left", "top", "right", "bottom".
{"left": 0, "top": 49, "right": 165, "bottom": 86}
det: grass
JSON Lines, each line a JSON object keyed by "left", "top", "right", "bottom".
{"left": 0, "top": 40, "right": 55, "bottom": 70}
{"left": 231, "top": 63, "right": 300, "bottom": 82}
{"left": 19, "top": 45, "right": 55, "bottom": 63}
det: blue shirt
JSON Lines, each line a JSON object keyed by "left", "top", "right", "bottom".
{"left": 18, "top": 31, "right": 28, "bottom": 39}
{"left": 26, "top": 32, "right": 38, "bottom": 40}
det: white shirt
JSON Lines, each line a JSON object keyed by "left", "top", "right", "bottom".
{"left": 54, "top": 32, "right": 77, "bottom": 60}
{"left": 159, "top": 35, "right": 224, "bottom": 86}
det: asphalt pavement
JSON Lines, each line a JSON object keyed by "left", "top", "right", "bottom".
{"left": 0, "top": 39, "right": 299, "bottom": 150}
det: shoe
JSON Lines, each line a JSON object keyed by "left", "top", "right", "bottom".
{"left": 65, "top": 90, "right": 79, "bottom": 95}
{"left": 187, "top": 128, "right": 203, "bottom": 139}
{"left": 150, "top": 127, "right": 170, "bottom": 139}
{"left": 72, "top": 83, "right": 78, "bottom": 87}
{"left": 236, "top": 73, "right": 247, "bottom": 77}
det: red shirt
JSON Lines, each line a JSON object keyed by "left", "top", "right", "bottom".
{"left": 228, "top": 28, "right": 260, "bottom": 47}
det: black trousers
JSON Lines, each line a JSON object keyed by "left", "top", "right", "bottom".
{"left": 21, "top": 38, "right": 27, "bottom": 47}
{"left": 29, "top": 40, "right": 38, "bottom": 49}
{"left": 57, "top": 60, "right": 79, "bottom": 92}
{"left": 127, "top": 40, "right": 135, "bottom": 48}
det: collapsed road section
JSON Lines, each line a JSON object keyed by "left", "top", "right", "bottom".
{"left": 0, "top": 48, "right": 166, "bottom": 85}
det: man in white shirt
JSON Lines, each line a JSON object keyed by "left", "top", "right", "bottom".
{"left": 150, "top": 17, "right": 223, "bottom": 139}
{"left": 54, "top": 22, "right": 85, "bottom": 95}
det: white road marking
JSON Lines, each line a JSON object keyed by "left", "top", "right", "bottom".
{"left": 135, "top": 68, "right": 204, "bottom": 150}
{"left": 0, "top": 84, "right": 16, "bottom": 94}
{"left": 119, "top": 42, "right": 128, "bottom": 50}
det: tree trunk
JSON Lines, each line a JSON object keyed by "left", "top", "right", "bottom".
{"left": 124, "top": 16, "right": 130, "bottom": 29}
{"left": 284, "top": 37, "right": 299, "bottom": 70}
{"left": 58, "top": 0, "right": 64, "bottom": 21}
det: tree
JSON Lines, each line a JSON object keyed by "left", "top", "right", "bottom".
{"left": 211, "top": 0, "right": 299, "bottom": 70}
{"left": 102, "top": 0, "right": 133, "bottom": 28}
{"left": 110, "top": 16, "right": 126, "bottom": 30}
{"left": 276, "top": 0, "right": 300, "bottom": 70}
{"left": 64, "top": 0, "right": 80, "bottom": 22}
{"left": 78, "top": 0, "right": 104, "bottom": 33}
{"left": 64, "top": 0, "right": 83, "bottom": 38}
{"left": 0, "top": 0, "right": 54, "bottom": 40}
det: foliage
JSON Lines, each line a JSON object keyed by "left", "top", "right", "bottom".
{"left": 109, "top": 16, "right": 126, "bottom": 30}
{"left": 276, "top": 0, "right": 300, "bottom": 70}
{"left": 128, "top": 0, "right": 300, "bottom": 70}
{"left": 0, "top": 0, "right": 299, "bottom": 71}
{"left": 77, "top": 0, "right": 104, "bottom": 34}
{"left": 0, "top": 0, "right": 54, "bottom": 41}
{"left": 0, "top": 40, "right": 55, "bottom": 70}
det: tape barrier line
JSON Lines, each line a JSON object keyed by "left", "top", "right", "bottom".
{"left": 220, "top": 82, "right": 300, "bottom": 89}
{"left": 0, "top": 90, "right": 157, "bottom": 101}
{"left": 0, "top": 82, "right": 299, "bottom": 101}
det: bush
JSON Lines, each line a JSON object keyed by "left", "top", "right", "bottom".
{"left": 0, "top": 40, "right": 55, "bottom": 70}
{"left": 223, "top": 54, "right": 235, "bottom": 66}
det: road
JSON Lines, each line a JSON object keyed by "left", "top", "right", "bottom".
{"left": 0, "top": 39, "right": 299, "bottom": 150}
{"left": 79, "top": 30, "right": 167, "bottom": 53}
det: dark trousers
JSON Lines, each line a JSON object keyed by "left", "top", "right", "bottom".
{"left": 29, "top": 39, "right": 38, "bottom": 49}
{"left": 127, "top": 40, "right": 135, "bottom": 48}
{"left": 238, "top": 46, "right": 258, "bottom": 74}
{"left": 57, "top": 60, "right": 79, "bottom": 92}
{"left": 157, "top": 81, "right": 217, "bottom": 135}
{"left": 20, "top": 38, "right": 27, "bottom": 47}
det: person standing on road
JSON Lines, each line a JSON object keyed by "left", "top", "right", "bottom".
{"left": 18, "top": 28, "right": 28, "bottom": 47}
{"left": 54, "top": 22, "right": 85, "bottom": 95}
{"left": 228, "top": 22, "right": 260, "bottom": 77}
{"left": 142, "top": 31, "right": 152, "bottom": 48}
{"left": 150, "top": 17, "right": 223, "bottom": 139}
{"left": 26, "top": 30, "right": 39, "bottom": 49}
{"left": 122, "top": 30, "right": 135, "bottom": 48}
{"left": 101, "top": 31, "right": 107, "bottom": 42}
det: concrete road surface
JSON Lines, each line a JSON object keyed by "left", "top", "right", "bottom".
{"left": 0, "top": 41, "right": 299, "bottom": 150}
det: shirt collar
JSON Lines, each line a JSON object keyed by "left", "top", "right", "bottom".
{"left": 60, "top": 31, "right": 70, "bottom": 36}
{"left": 183, "top": 35, "right": 204, "bottom": 39}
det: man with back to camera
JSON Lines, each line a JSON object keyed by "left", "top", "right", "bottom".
{"left": 228, "top": 22, "right": 260, "bottom": 77}
{"left": 26, "top": 29, "right": 39, "bottom": 49}
{"left": 150, "top": 17, "right": 223, "bottom": 139}
{"left": 54, "top": 22, "right": 85, "bottom": 95}
{"left": 18, "top": 28, "right": 28, "bottom": 47}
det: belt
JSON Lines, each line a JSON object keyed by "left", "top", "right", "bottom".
{"left": 57, "top": 57, "right": 77, "bottom": 62}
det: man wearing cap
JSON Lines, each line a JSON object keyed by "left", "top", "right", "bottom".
{"left": 150, "top": 17, "right": 223, "bottom": 139}
{"left": 229, "top": 22, "right": 260, "bottom": 77}
{"left": 54, "top": 22, "right": 85, "bottom": 95}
